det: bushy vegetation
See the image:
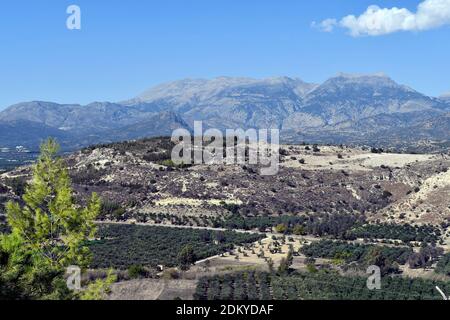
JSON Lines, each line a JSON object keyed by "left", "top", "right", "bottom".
{"left": 300, "top": 240, "right": 413, "bottom": 274}
{"left": 0, "top": 215, "right": 9, "bottom": 234}
{"left": 195, "top": 271, "right": 450, "bottom": 300}
{"left": 0, "top": 184, "right": 7, "bottom": 194}
{"left": 407, "top": 244, "right": 444, "bottom": 269}
{"left": 84, "top": 137, "right": 175, "bottom": 160}
{"left": 213, "top": 215, "right": 309, "bottom": 232}
{"left": 3, "top": 177, "right": 28, "bottom": 197}
{"left": 89, "top": 224, "right": 264, "bottom": 269}
{"left": 349, "top": 223, "right": 441, "bottom": 243}
{"left": 194, "top": 271, "right": 272, "bottom": 300}
{"left": 214, "top": 213, "right": 365, "bottom": 239}
{"left": 142, "top": 151, "right": 171, "bottom": 163}
{"left": 127, "top": 265, "right": 150, "bottom": 279}
{"left": 70, "top": 165, "right": 107, "bottom": 185}
{"left": 301, "top": 240, "right": 413, "bottom": 263}
{"left": 436, "top": 253, "right": 450, "bottom": 276}
{"left": 98, "top": 200, "right": 126, "bottom": 220}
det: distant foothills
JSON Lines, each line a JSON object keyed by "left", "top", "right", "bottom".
{"left": 1, "top": 73, "right": 450, "bottom": 152}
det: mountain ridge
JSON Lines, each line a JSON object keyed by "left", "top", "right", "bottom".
{"left": 1, "top": 74, "right": 449, "bottom": 151}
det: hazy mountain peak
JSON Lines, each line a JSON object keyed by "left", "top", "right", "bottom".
{"left": 335, "top": 72, "right": 389, "bottom": 79}
{"left": 314, "top": 72, "right": 418, "bottom": 95}
{"left": 127, "top": 77, "right": 254, "bottom": 105}
{"left": 126, "top": 76, "right": 317, "bottom": 105}
{"left": 263, "top": 76, "right": 300, "bottom": 83}
{"left": 440, "top": 91, "right": 450, "bottom": 98}
{"left": 328, "top": 72, "right": 397, "bottom": 85}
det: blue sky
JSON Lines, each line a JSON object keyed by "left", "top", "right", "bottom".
{"left": 0, "top": 0, "right": 449, "bottom": 109}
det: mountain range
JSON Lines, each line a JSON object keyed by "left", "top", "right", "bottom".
{"left": 1, "top": 73, "right": 449, "bottom": 151}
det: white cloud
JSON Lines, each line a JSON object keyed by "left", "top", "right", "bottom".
{"left": 311, "top": 19, "right": 337, "bottom": 32}
{"left": 316, "top": 0, "right": 450, "bottom": 36}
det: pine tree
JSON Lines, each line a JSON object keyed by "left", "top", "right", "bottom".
{"left": 0, "top": 138, "right": 102, "bottom": 299}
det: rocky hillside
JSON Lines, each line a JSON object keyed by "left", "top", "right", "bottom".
{"left": 2, "top": 137, "right": 449, "bottom": 227}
